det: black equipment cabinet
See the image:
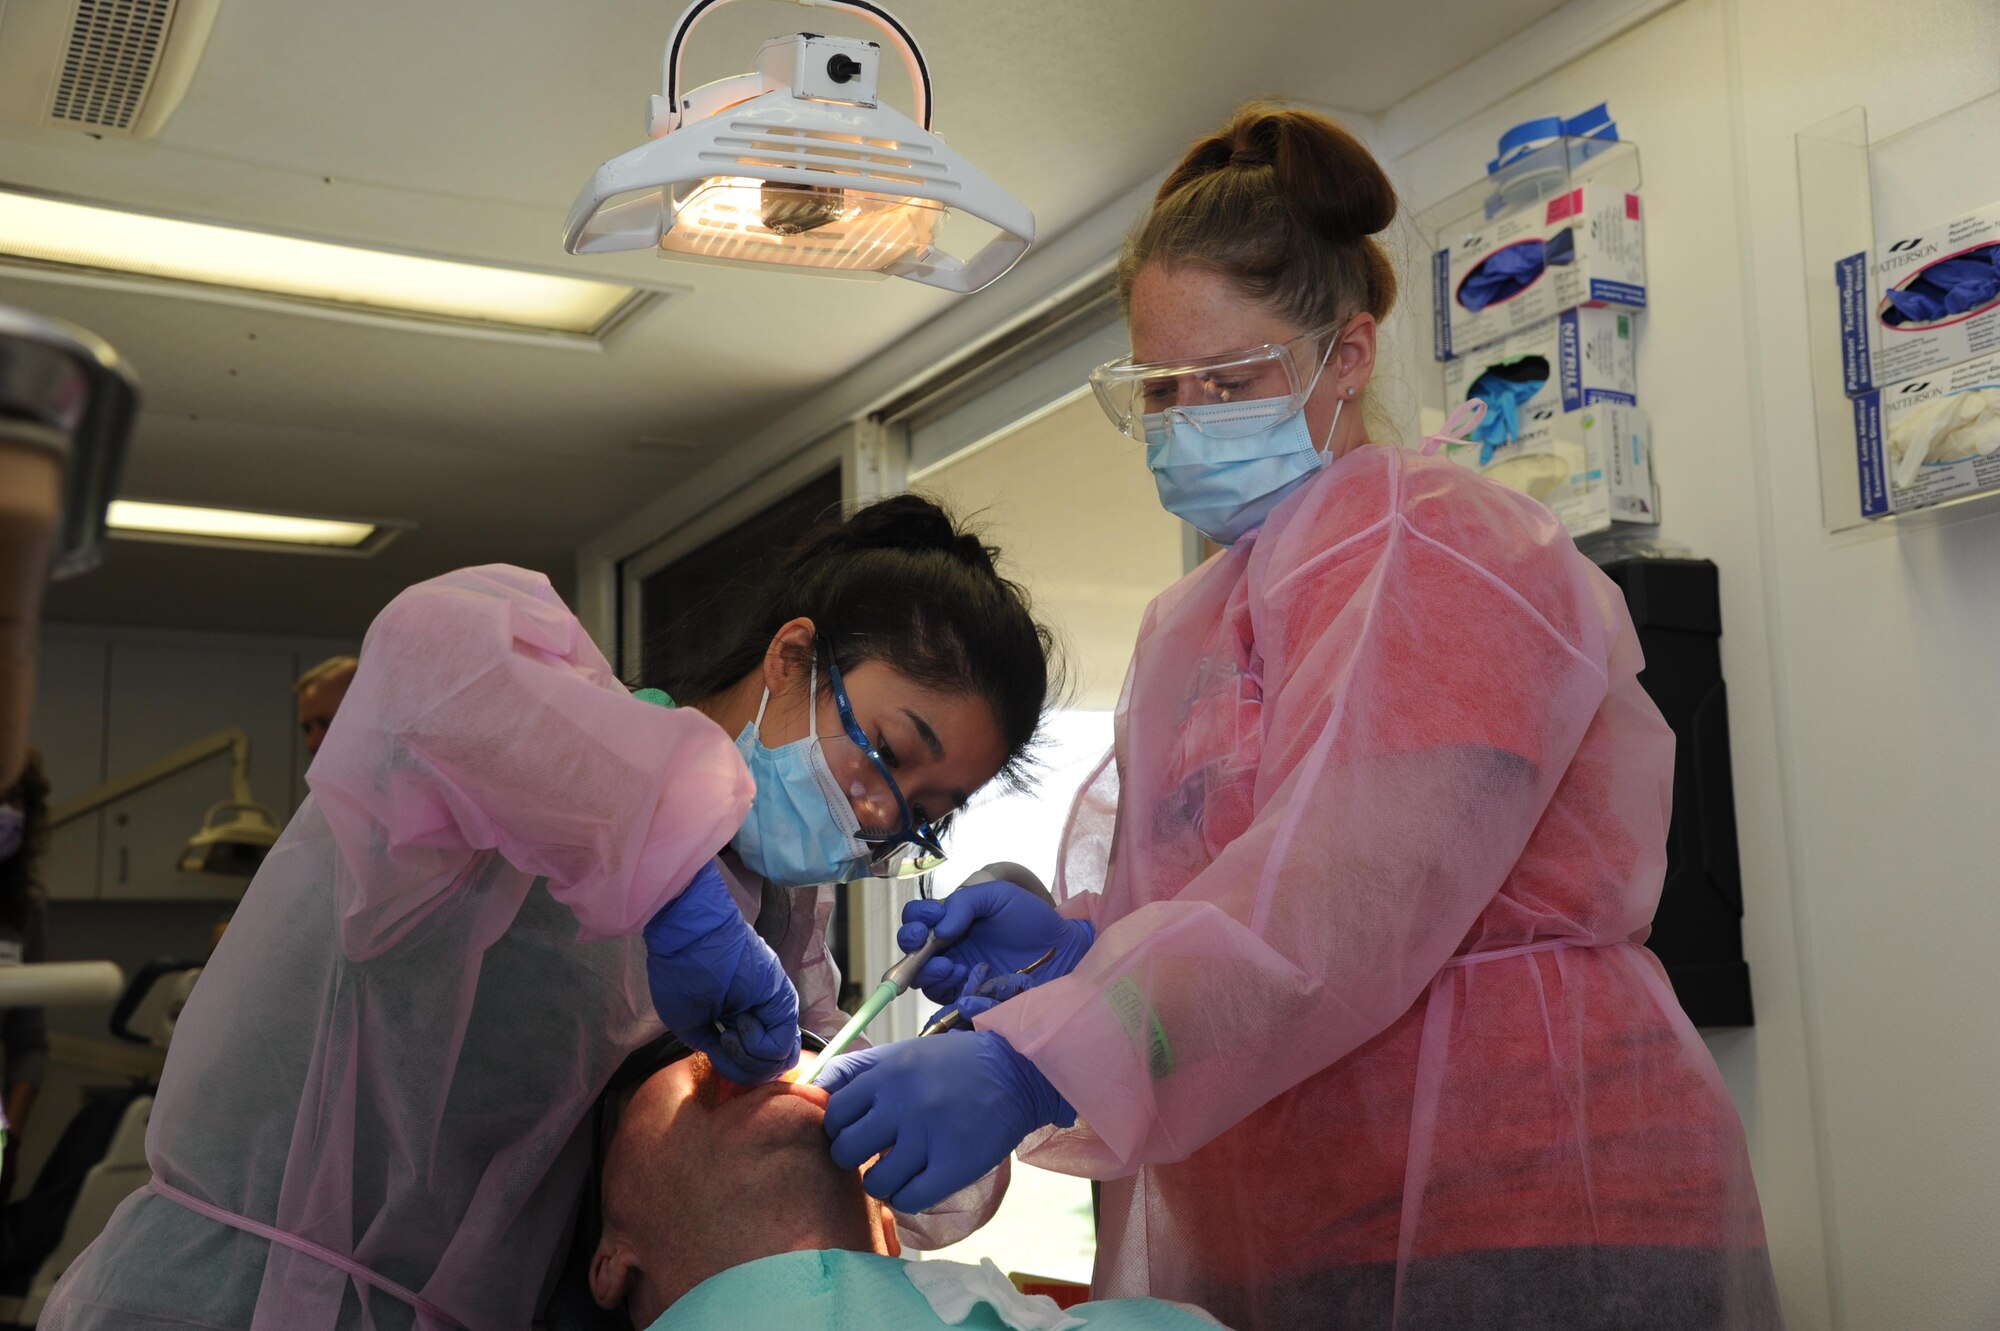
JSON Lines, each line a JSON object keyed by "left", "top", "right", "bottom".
{"left": 1599, "top": 557, "right": 1755, "bottom": 1028}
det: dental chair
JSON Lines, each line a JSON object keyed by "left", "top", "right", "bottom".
{"left": 0, "top": 960, "right": 203, "bottom": 1327}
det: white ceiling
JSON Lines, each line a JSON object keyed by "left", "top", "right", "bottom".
{"left": 0, "top": 0, "right": 1570, "bottom": 637}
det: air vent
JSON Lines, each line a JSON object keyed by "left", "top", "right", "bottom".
{"left": 0, "top": 0, "right": 221, "bottom": 139}
{"left": 52, "top": 0, "right": 175, "bottom": 132}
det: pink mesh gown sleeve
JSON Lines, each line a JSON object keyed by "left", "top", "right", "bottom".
{"left": 310, "top": 564, "right": 754, "bottom": 953}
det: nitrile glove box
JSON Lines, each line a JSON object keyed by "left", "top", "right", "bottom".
{"left": 1836, "top": 201, "right": 2000, "bottom": 394}
{"left": 1852, "top": 349, "right": 2000, "bottom": 518}
{"left": 1441, "top": 307, "right": 1638, "bottom": 447}
{"left": 1432, "top": 184, "right": 1647, "bottom": 360}
{"left": 1443, "top": 400, "right": 1657, "bottom": 538}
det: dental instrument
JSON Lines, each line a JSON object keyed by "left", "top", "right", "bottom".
{"left": 802, "top": 864, "right": 1034, "bottom": 1084}
{"left": 915, "top": 946, "right": 1057, "bottom": 1038}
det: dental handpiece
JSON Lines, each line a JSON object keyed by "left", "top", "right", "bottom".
{"left": 801, "top": 862, "right": 1050, "bottom": 1084}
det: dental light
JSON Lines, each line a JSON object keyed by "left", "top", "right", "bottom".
{"left": 564, "top": 0, "right": 1034, "bottom": 293}
{"left": 50, "top": 727, "right": 280, "bottom": 881}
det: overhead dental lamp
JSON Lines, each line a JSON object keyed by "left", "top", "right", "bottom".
{"left": 49, "top": 726, "right": 281, "bottom": 881}
{"left": 563, "top": 0, "right": 1034, "bottom": 293}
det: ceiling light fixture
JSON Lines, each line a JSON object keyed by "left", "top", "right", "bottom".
{"left": 565, "top": 0, "right": 1034, "bottom": 293}
{"left": 0, "top": 189, "right": 648, "bottom": 343}
{"left": 107, "top": 500, "right": 406, "bottom": 556}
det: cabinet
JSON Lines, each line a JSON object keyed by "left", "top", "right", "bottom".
{"left": 101, "top": 644, "right": 298, "bottom": 902}
{"left": 28, "top": 628, "right": 351, "bottom": 902}
{"left": 29, "top": 640, "right": 108, "bottom": 902}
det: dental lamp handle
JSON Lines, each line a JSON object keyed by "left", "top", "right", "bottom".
{"left": 659, "top": 0, "right": 931, "bottom": 133}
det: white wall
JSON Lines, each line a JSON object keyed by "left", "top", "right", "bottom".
{"left": 1371, "top": 1, "right": 2000, "bottom": 1327}
{"left": 1729, "top": 2, "right": 2000, "bottom": 1327}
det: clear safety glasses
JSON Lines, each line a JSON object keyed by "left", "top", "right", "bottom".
{"left": 1089, "top": 324, "right": 1339, "bottom": 442}
{"left": 820, "top": 648, "right": 951, "bottom": 882}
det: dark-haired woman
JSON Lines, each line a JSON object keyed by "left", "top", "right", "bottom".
{"left": 0, "top": 750, "right": 51, "bottom": 1203}
{"left": 822, "top": 105, "right": 1781, "bottom": 1329}
{"left": 44, "top": 496, "right": 1055, "bottom": 1331}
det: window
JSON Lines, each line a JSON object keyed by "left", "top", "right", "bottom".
{"left": 911, "top": 390, "right": 1183, "bottom": 1282}
{"left": 635, "top": 468, "right": 843, "bottom": 688}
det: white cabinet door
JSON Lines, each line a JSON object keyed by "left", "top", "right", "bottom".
{"left": 101, "top": 644, "right": 297, "bottom": 902}
{"left": 29, "top": 638, "right": 109, "bottom": 901}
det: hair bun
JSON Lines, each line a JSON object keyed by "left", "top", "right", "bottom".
{"left": 1125, "top": 101, "right": 1401, "bottom": 336}
{"left": 807, "top": 494, "right": 1001, "bottom": 578}
{"left": 1246, "top": 103, "right": 1396, "bottom": 242}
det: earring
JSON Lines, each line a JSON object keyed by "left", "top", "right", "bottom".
{"left": 1344, "top": 386, "right": 1357, "bottom": 398}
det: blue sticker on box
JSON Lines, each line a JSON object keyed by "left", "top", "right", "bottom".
{"left": 1835, "top": 252, "right": 1872, "bottom": 397}
{"left": 1558, "top": 310, "right": 1582, "bottom": 411}
{"left": 1852, "top": 392, "right": 1888, "bottom": 518}
{"left": 1587, "top": 279, "right": 1647, "bottom": 308}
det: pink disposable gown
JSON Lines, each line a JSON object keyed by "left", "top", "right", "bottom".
{"left": 41, "top": 566, "right": 995, "bottom": 1331}
{"left": 980, "top": 447, "right": 1781, "bottom": 1329}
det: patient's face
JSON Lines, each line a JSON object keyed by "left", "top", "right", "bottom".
{"left": 602, "top": 1053, "right": 887, "bottom": 1255}
{"left": 620, "top": 1053, "right": 832, "bottom": 1184}
{"left": 594, "top": 1054, "right": 895, "bottom": 1325}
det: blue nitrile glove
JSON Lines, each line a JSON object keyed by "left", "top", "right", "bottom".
{"left": 644, "top": 860, "right": 800, "bottom": 1084}
{"left": 1464, "top": 371, "right": 1547, "bottom": 464}
{"left": 1458, "top": 240, "right": 1547, "bottom": 312}
{"left": 1883, "top": 245, "right": 2000, "bottom": 326}
{"left": 820, "top": 1029, "right": 1073, "bottom": 1214}
{"left": 1884, "top": 284, "right": 1947, "bottom": 325}
{"left": 944, "top": 961, "right": 1033, "bottom": 1025}
{"left": 1925, "top": 254, "right": 2000, "bottom": 308}
{"left": 896, "top": 879, "right": 1095, "bottom": 1005}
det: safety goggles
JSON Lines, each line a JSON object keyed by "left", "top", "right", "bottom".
{"left": 821, "top": 646, "right": 951, "bottom": 882}
{"left": 1089, "top": 324, "right": 1340, "bottom": 442}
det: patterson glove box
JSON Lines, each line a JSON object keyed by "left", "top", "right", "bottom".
{"left": 1600, "top": 557, "right": 1754, "bottom": 1029}
{"left": 1432, "top": 183, "right": 1647, "bottom": 360}
{"left": 1836, "top": 199, "right": 2000, "bottom": 394}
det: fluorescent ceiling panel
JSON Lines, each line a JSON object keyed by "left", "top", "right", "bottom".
{"left": 0, "top": 191, "right": 635, "bottom": 334}
{"left": 109, "top": 500, "right": 384, "bottom": 550}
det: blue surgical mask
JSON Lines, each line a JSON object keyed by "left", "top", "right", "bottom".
{"left": 730, "top": 663, "right": 874, "bottom": 888}
{"left": 0, "top": 805, "right": 22, "bottom": 862}
{"left": 1144, "top": 393, "right": 1345, "bottom": 547}
{"left": 1143, "top": 336, "right": 1343, "bottom": 547}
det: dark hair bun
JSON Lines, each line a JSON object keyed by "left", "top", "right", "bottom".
{"left": 651, "top": 493, "right": 1056, "bottom": 791}
{"left": 810, "top": 494, "right": 1000, "bottom": 578}
{"left": 784, "top": 489, "right": 996, "bottom": 579}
